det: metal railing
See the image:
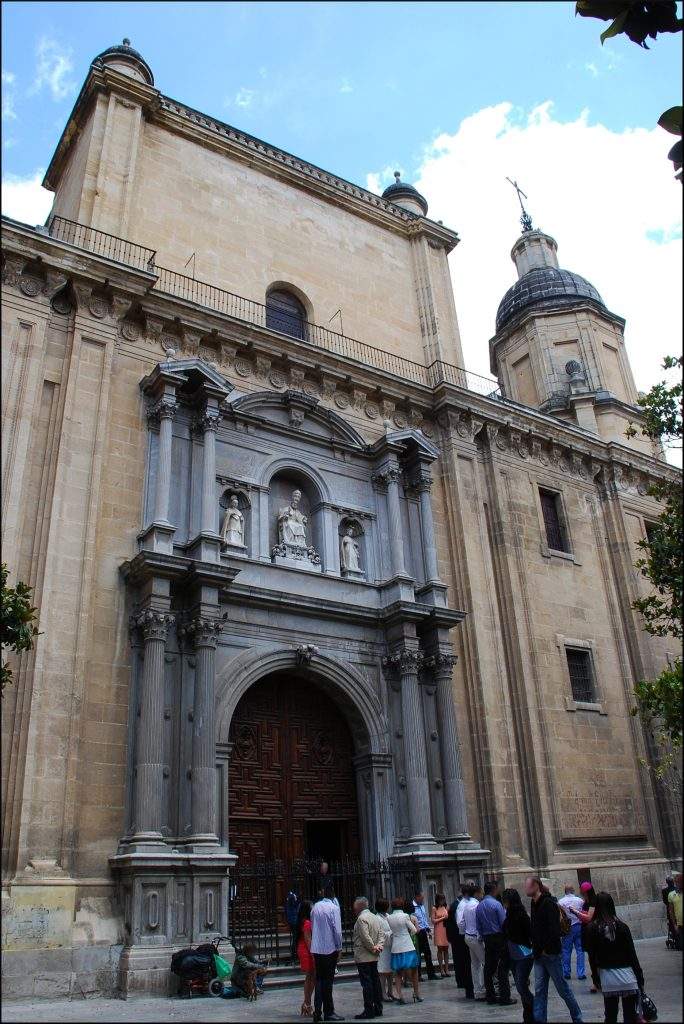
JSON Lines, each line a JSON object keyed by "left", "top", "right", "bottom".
{"left": 42, "top": 216, "right": 503, "bottom": 398}
{"left": 47, "top": 215, "right": 157, "bottom": 272}
{"left": 154, "top": 265, "right": 502, "bottom": 397}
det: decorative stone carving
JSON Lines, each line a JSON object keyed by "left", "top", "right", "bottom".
{"left": 269, "top": 369, "right": 287, "bottom": 389}
{"left": 334, "top": 392, "right": 350, "bottom": 410}
{"left": 255, "top": 355, "right": 271, "bottom": 381}
{"left": 121, "top": 319, "right": 141, "bottom": 342}
{"left": 130, "top": 609, "right": 175, "bottom": 642}
{"left": 393, "top": 410, "right": 408, "bottom": 429}
{"left": 19, "top": 273, "right": 43, "bottom": 297}
{"left": 234, "top": 357, "right": 252, "bottom": 378}
{"left": 220, "top": 494, "right": 245, "bottom": 548}
{"left": 382, "top": 647, "right": 424, "bottom": 676}
{"left": 89, "top": 292, "right": 111, "bottom": 319}
{"left": 364, "top": 402, "right": 379, "bottom": 420}
{"left": 296, "top": 644, "right": 319, "bottom": 665}
{"left": 146, "top": 397, "right": 177, "bottom": 427}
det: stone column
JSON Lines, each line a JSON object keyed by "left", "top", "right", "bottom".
{"left": 199, "top": 407, "right": 221, "bottom": 535}
{"left": 416, "top": 472, "right": 440, "bottom": 584}
{"left": 184, "top": 616, "right": 222, "bottom": 846}
{"left": 150, "top": 397, "right": 176, "bottom": 525}
{"left": 385, "top": 648, "right": 434, "bottom": 842}
{"left": 382, "top": 465, "right": 406, "bottom": 578}
{"left": 130, "top": 609, "right": 175, "bottom": 843}
{"left": 430, "top": 651, "right": 468, "bottom": 837}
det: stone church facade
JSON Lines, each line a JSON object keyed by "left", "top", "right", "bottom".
{"left": 1, "top": 40, "right": 680, "bottom": 997}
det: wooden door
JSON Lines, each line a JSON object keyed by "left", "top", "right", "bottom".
{"left": 228, "top": 674, "right": 360, "bottom": 864}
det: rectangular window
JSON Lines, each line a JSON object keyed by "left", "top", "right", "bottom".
{"left": 644, "top": 520, "right": 660, "bottom": 547}
{"left": 566, "top": 648, "right": 596, "bottom": 703}
{"left": 539, "top": 488, "right": 570, "bottom": 553}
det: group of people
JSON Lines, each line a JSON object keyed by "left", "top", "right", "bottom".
{"left": 294, "top": 883, "right": 444, "bottom": 1021}
{"left": 285, "top": 873, "right": 657, "bottom": 1024}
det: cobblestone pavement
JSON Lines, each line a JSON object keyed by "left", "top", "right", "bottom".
{"left": 2, "top": 939, "right": 680, "bottom": 1023}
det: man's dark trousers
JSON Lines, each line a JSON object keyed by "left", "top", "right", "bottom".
{"left": 483, "top": 933, "right": 510, "bottom": 1002}
{"left": 416, "top": 929, "right": 437, "bottom": 980}
{"left": 357, "top": 961, "right": 383, "bottom": 1017}
{"left": 313, "top": 952, "right": 337, "bottom": 1019}
{"left": 451, "top": 932, "right": 473, "bottom": 996}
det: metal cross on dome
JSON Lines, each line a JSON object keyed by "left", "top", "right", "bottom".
{"left": 506, "top": 177, "right": 534, "bottom": 233}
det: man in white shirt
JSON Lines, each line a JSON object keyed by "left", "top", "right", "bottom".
{"left": 558, "top": 885, "right": 586, "bottom": 981}
{"left": 459, "top": 883, "right": 486, "bottom": 1000}
{"left": 310, "top": 883, "right": 344, "bottom": 1022}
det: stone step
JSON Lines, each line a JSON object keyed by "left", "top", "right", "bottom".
{"left": 262, "top": 959, "right": 358, "bottom": 991}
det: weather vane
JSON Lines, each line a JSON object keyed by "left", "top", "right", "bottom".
{"left": 506, "top": 177, "right": 534, "bottom": 232}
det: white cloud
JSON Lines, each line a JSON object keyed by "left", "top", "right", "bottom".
{"left": 1, "top": 170, "right": 53, "bottom": 225}
{"left": 368, "top": 101, "right": 682, "bottom": 408}
{"left": 234, "top": 87, "right": 255, "bottom": 109}
{"left": 339, "top": 79, "right": 353, "bottom": 95}
{"left": 366, "top": 164, "right": 403, "bottom": 195}
{"left": 30, "top": 37, "right": 75, "bottom": 102}
{"left": 2, "top": 70, "right": 18, "bottom": 121}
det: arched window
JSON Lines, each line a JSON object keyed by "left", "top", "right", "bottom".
{"left": 266, "top": 288, "right": 307, "bottom": 340}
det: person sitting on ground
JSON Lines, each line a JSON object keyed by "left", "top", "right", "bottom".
{"left": 230, "top": 942, "right": 268, "bottom": 999}
{"left": 583, "top": 892, "right": 644, "bottom": 1024}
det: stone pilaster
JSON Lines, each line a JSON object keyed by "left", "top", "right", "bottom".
{"left": 384, "top": 647, "right": 436, "bottom": 847}
{"left": 181, "top": 615, "right": 222, "bottom": 848}
{"left": 187, "top": 403, "right": 222, "bottom": 562}
{"left": 129, "top": 609, "right": 175, "bottom": 845}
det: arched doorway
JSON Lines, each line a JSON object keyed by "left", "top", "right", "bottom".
{"left": 228, "top": 672, "right": 360, "bottom": 864}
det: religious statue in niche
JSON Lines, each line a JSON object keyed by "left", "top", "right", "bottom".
{"left": 272, "top": 488, "right": 321, "bottom": 568}
{"left": 220, "top": 494, "right": 245, "bottom": 548}
{"left": 278, "top": 488, "right": 308, "bottom": 547}
{"left": 340, "top": 521, "right": 364, "bottom": 578}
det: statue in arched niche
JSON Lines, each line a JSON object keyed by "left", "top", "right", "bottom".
{"left": 221, "top": 494, "right": 245, "bottom": 548}
{"left": 278, "top": 488, "right": 308, "bottom": 548}
{"left": 340, "top": 520, "right": 364, "bottom": 578}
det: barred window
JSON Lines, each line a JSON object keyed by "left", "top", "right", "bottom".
{"left": 266, "top": 288, "right": 307, "bottom": 340}
{"left": 539, "top": 488, "right": 570, "bottom": 553}
{"left": 566, "top": 648, "right": 596, "bottom": 703}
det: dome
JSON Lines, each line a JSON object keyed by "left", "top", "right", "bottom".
{"left": 93, "top": 38, "right": 154, "bottom": 86}
{"left": 495, "top": 266, "right": 605, "bottom": 331}
{"left": 382, "top": 172, "right": 428, "bottom": 216}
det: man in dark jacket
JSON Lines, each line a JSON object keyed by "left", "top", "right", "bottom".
{"left": 525, "top": 877, "right": 583, "bottom": 1024}
{"left": 447, "top": 885, "right": 473, "bottom": 999}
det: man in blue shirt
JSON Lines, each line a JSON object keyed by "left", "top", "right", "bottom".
{"left": 412, "top": 890, "right": 438, "bottom": 981}
{"left": 475, "top": 880, "right": 515, "bottom": 1006}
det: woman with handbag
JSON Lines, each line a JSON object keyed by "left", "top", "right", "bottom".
{"left": 502, "top": 888, "right": 534, "bottom": 1024}
{"left": 387, "top": 897, "right": 421, "bottom": 1003}
{"left": 584, "top": 892, "right": 644, "bottom": 1023}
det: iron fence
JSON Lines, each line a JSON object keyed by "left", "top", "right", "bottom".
{"left": 44, "top": 216, "right": 504, "bottom": 399}
{"left": 47, "top": 215, "right": 157, "bottom": 272}
{"left": 229, "top": 857, "right": 420, "bottom": 963}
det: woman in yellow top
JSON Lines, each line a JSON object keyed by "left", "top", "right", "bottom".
{"left": 431, "top": 893, "right": 451, "bottom": 977}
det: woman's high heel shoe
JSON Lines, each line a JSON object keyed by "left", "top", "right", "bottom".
{"left": 413, "top": 994, "right": 424, "bottom": 1002}
{"left": 301, "top": 1003, "right": 313, "bottom": 1016}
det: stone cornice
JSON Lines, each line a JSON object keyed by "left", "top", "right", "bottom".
{"left": 4, "top": 218, "right": 677, "bottom": 493}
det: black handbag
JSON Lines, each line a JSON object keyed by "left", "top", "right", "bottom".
{"left": 640, "top": 990, "right": 658, "bottom": 1022}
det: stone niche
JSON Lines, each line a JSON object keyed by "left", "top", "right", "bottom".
{"left": 219, "top": 487, "right": 250, "bottom": 556}
{"left": 339, "top": 516, "right": 366, "bottom": 580}
{"left": 269, "top": 470, "right": 323, "bottom": 571}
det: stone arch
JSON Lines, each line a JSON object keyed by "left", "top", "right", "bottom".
{"left": 266, "top": 279, "right": 313, "bottom": 323}
{"left": 261, "top": 454, "right": 330, "bottom": 503}
{"left": 215, "top": 645, "right": 387, "bottom": 757}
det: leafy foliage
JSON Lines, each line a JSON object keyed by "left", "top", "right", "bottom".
{"left": 0, "top": 564, "right": 40, "bottom": 696}
{"left": 625, "top": 357, "right": 683, "bottom": 763}
{"left": 576, "top": 2, "right": 683, "bottom": 180}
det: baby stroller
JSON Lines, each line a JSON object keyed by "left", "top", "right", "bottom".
{"left": 171, "top": 935, "right": 232, "bottom": 998}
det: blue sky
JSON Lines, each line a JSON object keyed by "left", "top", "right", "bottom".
{"left": 1, "top": 2, "right": 682, "bottom": 436}
{"left": 2, "top": 0, "right": 682, "bottom": 186}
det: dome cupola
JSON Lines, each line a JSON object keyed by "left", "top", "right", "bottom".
{"left": 382, "top": 171, "right": 428, "bottom": 217}
{"left": 496, "top": 228, "right": 605, "bottom": 332}
{"left": 92, "top": 38, "right": 154, "bottom": 86}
